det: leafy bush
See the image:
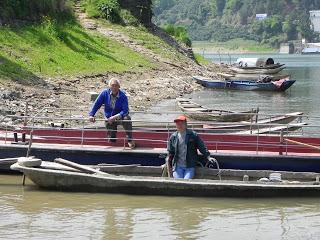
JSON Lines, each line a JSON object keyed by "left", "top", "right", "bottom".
{"left": 98, "top": 0, "right": 120, "bottom": 23}
{"left": 119, "top": 9, "right": 140, "bottom": 26}
{"left": 163, "top": 24, "right": 192, "bottom": 47}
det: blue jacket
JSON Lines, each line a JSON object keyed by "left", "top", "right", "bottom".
{"left": 89, "top": 89, "right": 129, "bottom": 119}
{"left": 167, "top": 129, "right": 210, "bottom": 169}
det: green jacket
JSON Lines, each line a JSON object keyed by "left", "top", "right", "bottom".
{"left": 167, "top": 129, "right": 210, "bottom": 169}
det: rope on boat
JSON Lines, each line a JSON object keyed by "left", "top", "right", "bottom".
{"left": 208, "top": 158, "right": 222, "bottom": 181}
{"left": 285, "top": 138, "right": 320, "bottom": 151}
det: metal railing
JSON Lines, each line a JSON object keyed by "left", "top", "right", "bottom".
{"left": 1, "top": 109, "right": 320, "bottom": 156}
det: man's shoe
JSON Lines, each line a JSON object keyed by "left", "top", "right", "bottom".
{"left": 128, "top": 141, "right": 136, "bottom": 149}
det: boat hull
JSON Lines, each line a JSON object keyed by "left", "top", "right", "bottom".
{"left": 176, "top": 98, "right": 257, "bottom": 122}
{"left": 12, "top": 164, "right": 320, "bottom": 198}
{"left": 193, "top": 77, "right": 295, "bottom": 92}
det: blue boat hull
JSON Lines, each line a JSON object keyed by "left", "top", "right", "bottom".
{"left": 193, "top": 77, "right": 295, "bottom": 92}
{"left": 1, "top": 144, "right": 320, "bottom": 173}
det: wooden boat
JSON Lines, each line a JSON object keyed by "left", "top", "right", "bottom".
{"left": 217, "top": 72, "right": 291, "bottom": 81}
{"left": 10, "top": 159, "right": 320, "bottom": 197}
{"left": 176, "top": 98, "right": 258, "bottom": 122}
{"left": 229, "top": 66, "right": 285, "bottom": 74}
{"left": 193, "top": 76, "right": 295, "bottom": 92}
{"left": 235, "top": 122, "right": 307, "bottom": 135}
{"left": 203, "top": 112, "right": 304, "bottom": 133}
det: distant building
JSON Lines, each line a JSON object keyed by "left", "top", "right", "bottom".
{"left": 256, "top": 14, "right": 267, "bottom": 21}
{"left": 310, "top": 10, "right": 320, "bottom": 33}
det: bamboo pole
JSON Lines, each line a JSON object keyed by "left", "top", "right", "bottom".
{"left": 54, "top": 158, "right": 112, "bottom": 176}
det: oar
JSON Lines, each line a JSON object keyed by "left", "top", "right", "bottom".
{"left": 54, "top": 158, "right": 112, "bottom": 176}
{"left": 284, "top": 138, "right": 320, "bottom": 151}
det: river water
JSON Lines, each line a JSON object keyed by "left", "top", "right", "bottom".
{"left": 1, "top": 175, "right": 320, "bottom": 240}
{"left": 198, "top": 53, "right": 320, "bottom": 118}
{"left": 1, "top": 54, "right": 320, "bottom": 239}
{"left": 143, "top": 54, "right": 320, "bottom": 136}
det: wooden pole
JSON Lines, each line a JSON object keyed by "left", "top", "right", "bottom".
{"left": 26, "top": 132, "right": 33, "bottom": 157}
{"left": 23, "top": 131, "right": 33, "bottom": 186}
{"left": 24, "top": 102, "right": 28, "bottom": 126}
{"left": 54, "top": 158, "right": 112, "bottom": 175}
{"left": 284, "top": 138, "right": 320, "bottom": 151}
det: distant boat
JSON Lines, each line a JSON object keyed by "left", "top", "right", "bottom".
{"left": 228, "top": 57, "right": 286, "bottom": 74}
{"left": 229, "top": 66, "right": 285, "bottom": 74}
{"left": 193, "top": 76, "right": 295, "bottom": 92}
{"left": 203, "top": 112, "right": 304, "bottom": 133}
{"left": 235, "top": 122, "right": 307, "bottom": 135}
{"left": 217, "top": 72, "right": 291, "bottom": 81}
{"left": 176, "top": 98, "right": 258, "bottom": 122}
{"left": 301, "top": 47, "right": 320, "bottom": 55}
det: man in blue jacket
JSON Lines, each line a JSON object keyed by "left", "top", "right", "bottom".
{"left": 167, "top": 115, "right": 211, "bottom": 179}
{"left": 89, "top": 78, "right": 135, "bottom": 149}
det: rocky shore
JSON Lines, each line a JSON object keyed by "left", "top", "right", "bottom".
{"left": 0, "top": 62, "right": 219, "bottom": 126}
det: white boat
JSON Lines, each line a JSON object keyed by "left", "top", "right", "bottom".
{"left": 229, "top": 66, "right": 286, "bottom": 74}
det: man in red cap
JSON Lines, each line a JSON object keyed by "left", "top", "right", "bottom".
{"left": 166, "top": 115, "right": 211, "bottom": 179}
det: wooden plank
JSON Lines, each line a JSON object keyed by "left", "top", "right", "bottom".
{"left": 54, "top": 158, "right": 112, "bottom": 175}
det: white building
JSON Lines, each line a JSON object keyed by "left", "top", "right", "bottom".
{"left": 310, "top": 10, "right": 320, "bottom": 33}
{"left": 256, "top": 13, "right": 267, "bottom": 21}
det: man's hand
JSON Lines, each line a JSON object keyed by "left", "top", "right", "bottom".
{"left": 89, "top": 116, "right": 95, "bottom": 123}
{"left": 107, "top": 116, "right": 117, "bottom": 124}
{"left": 205, "top": 157, "right": 217, "bottom": 167}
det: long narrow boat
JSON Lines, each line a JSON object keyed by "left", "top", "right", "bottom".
{"left": 229, "top": 66, "right": 285, "bottom": 74}
{"left": 234, "top": 63, "right": 286, "bottom": 70}
{"left": 176, "top": 98, "right": 258, "bottom": 122}
{"left": 217, "top": 72, "right": 290, "bottom": 81}
{"left": 11, "top": 159, "right": 320, "bottom": 197}
{"left": 203, "top": 112, "right": 304, "bottom": 133}
{"left": 193, "top": 76, "right": 295, "bottom": 92}
{"left": 235, "top": 122, "right": 307, "bottom": 135}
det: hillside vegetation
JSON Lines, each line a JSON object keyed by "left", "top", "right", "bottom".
{"left": 0, "top": 20, "right": 153, "bottom": 85}
{"left": 154, "top": 0, "right": 320, "bottom": 47}
{"left": 0, "top": 0, "right": 212, "bottom": 118}
{"left": 0, "top": 0, "right": 156, "bottom": 85}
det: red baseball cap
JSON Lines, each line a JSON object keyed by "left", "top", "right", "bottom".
{"left": 174, "top": 115, "right": 187, "bottom": 122}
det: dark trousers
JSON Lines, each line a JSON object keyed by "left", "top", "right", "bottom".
{"left": 105, "top": 115, "right": 133, "bottom": 142}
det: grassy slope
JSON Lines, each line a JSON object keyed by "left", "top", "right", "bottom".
{"left": 0, "top": 20, "right": 153, "bottom": 85}
{"left": 192, "top": 39, "right": 276, "bottom": 54}
{"left": 99, "top": 20, "right": 188, "bottom": 62}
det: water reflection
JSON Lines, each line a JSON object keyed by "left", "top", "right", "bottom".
{"left": 0, "top": 176, "right": 320, "bottom": 239}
